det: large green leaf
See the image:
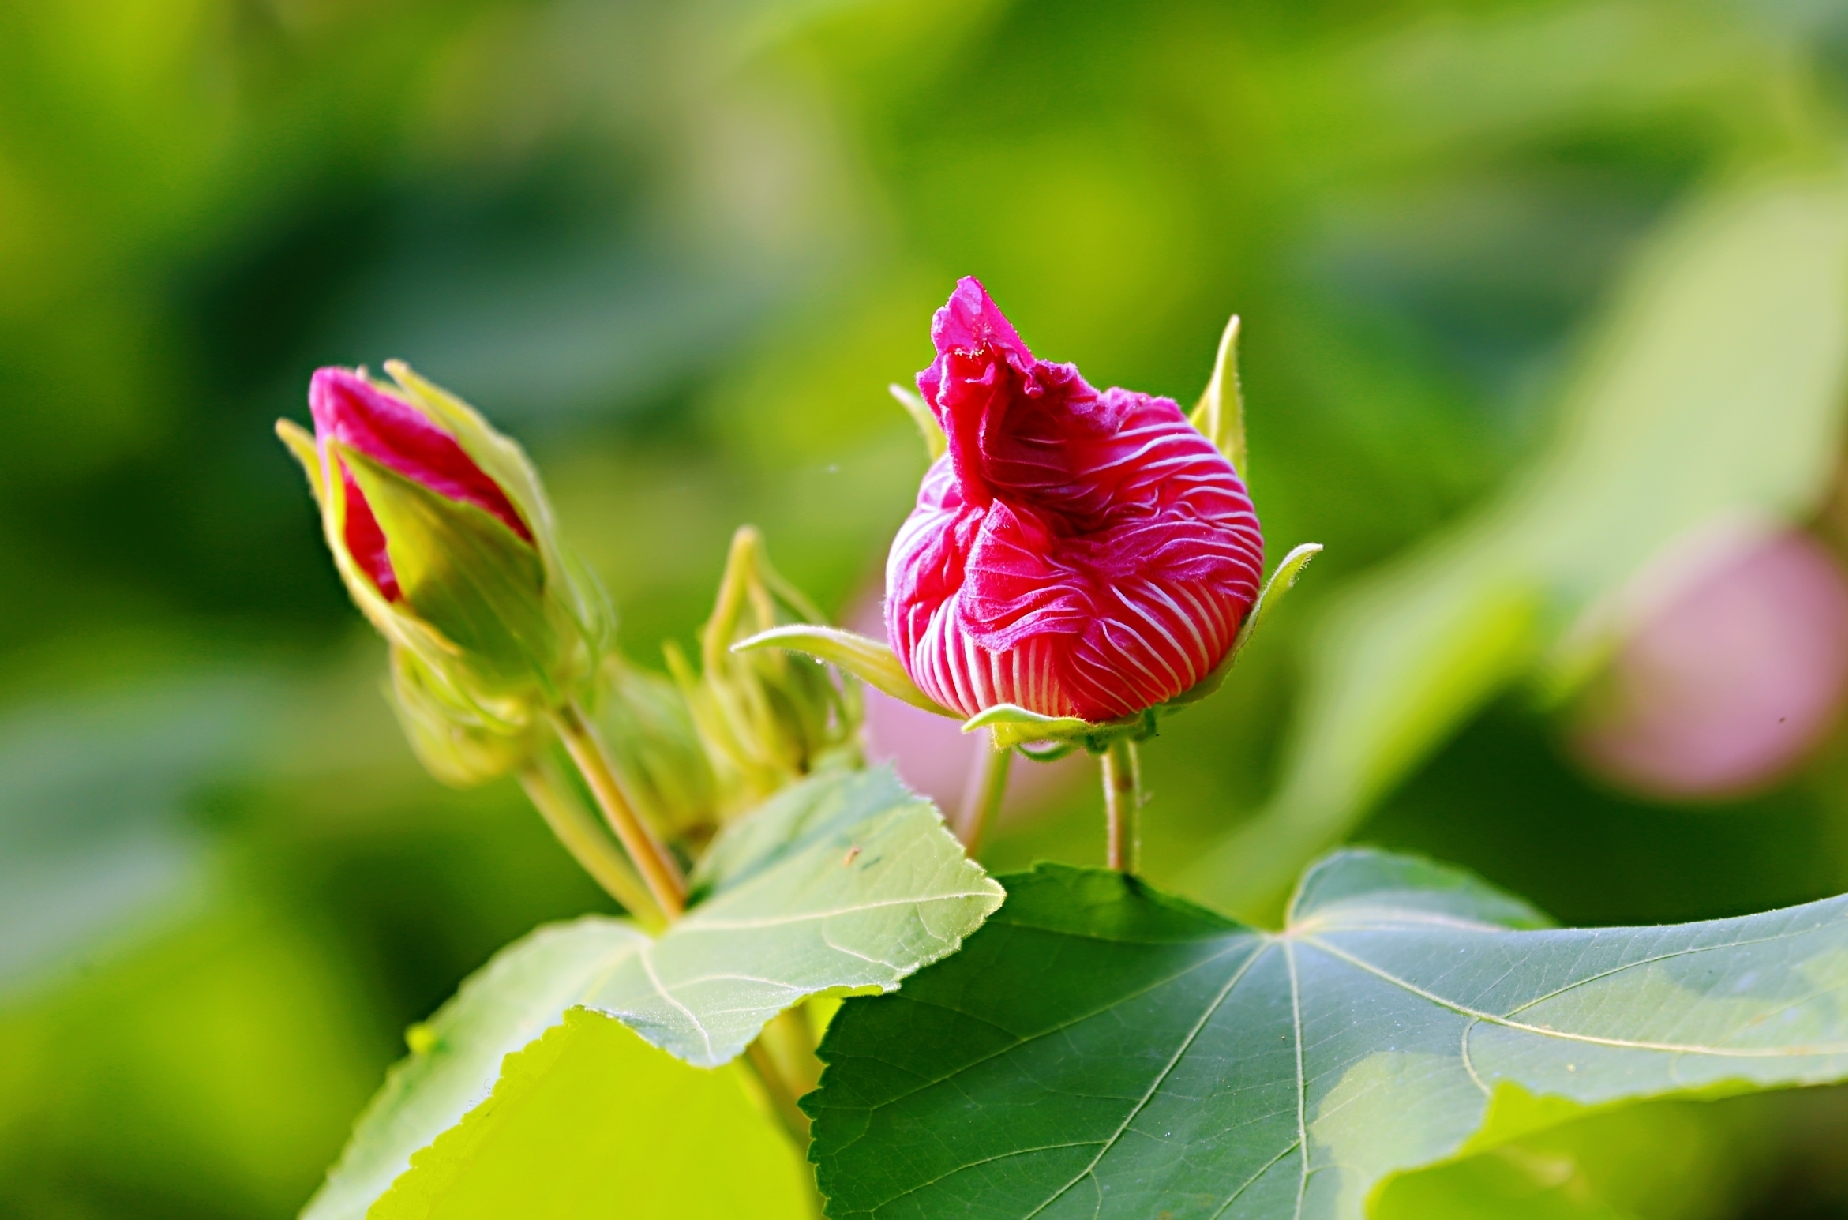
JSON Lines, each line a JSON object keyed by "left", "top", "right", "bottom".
{"left": 302, "top": 918, "right": 649, "bottom": 1220}
{"left": 1373, "top": 1148, "right": 1634, "bottom": 1220}
{"left": 808, "top": 851, "right": 1848, "bottom": 1220}
{"left": 1186, "top": 171, "right": 1848, "bottom": 918}
{"left": 305, "top": 765, "right": 999, "bottom": 1218}
{"left": 371, "top": 1009, "right": 811, "bottom": 1220}
{"left": 603, "top": 765, "right": 1003, "bottom": 1066}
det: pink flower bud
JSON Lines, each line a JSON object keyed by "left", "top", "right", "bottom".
{"left": 308, "top": 367, "right": 532, "bottom": 600}
{"left": 885, "top": 279, "right": 1265, "bottom": 722}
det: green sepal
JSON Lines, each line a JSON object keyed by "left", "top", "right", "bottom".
{"left": 275, "top": 418, "right": 324, "bottom": 507}
{"left": 734, "top": 545, "right": 1322, "bottom": 754}
{"left": 1160, "top": 541, "right": 1324, "bottom": 711}
{"left": 960, "top": 698, "right": 1130, "bottom": 746}
{"left": 389, "top": 646, "right": 545, "bottom": 787}
{"left": 1236, "top": 541, "right": 1322, "bottom": 653}
{"left": 954, "top": 545, "right": 1322, "bottom": 752}
{"left": 732, "top": 624, "right": 953, "bottom": 716}
{"left": 1188, "top": 313, "right": 1248, "bottom": 475}
{"left": 889, "top": 383, "right": 948, "bottom": 462}
{"left": 279, "top": 369, "right": 613, "bottom": 792}
{"left": 961, "top": 703, "right": 1104, "bottom": 749}
{"left": 383, "top": 361, "right": 612, "bottom": 663}
{"left": 741, "top": 546, "right": 1322, "bottom": 757}
{"left": 339, "top": 443, "right": 559, "bottom": 700}
{"left": 290, "top": 423, "right": 470, "bottom": 680}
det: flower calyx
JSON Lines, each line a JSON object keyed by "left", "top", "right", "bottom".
{"left": 737, "top": 541, "right": 1322, "bottom": 757}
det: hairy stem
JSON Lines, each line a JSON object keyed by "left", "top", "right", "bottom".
{"left": 551, "top": 701, "right": 688, "bottom": 918}
{"left": 1102, "top": 738, "right": 1141, "bottom": 873}
{"left": 955, "top": 734, "right": 1012, "bottom": 860}
{"left": 518, "top": 758, "right": 667, "bottom": 932}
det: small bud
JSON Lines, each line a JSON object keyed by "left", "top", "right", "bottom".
{"left": 886, "top": 279, "right": 1265, "bottom": 723}
{"left": 278, "top": 363, "right": 609, "bottom": 780}
{"left": 669, "top": 527, "right": 862, "bottom": 812}
{"left": 594, "top": 653, "right": 720, "bottom": 840}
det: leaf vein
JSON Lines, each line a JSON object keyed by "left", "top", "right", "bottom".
{"left": 1307, "top": 936, "right": 1848, "bottom": 1058}
{"left": 1020, "top": 941, "right": 1274, "bottom": 1220}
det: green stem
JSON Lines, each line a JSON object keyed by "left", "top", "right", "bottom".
{"left": 551, "top": 701, "right": 688, "bottom": 918}
{"left": 744, "top": 1037, "right": 812, "bottom": 1145}
{"left": 955, "top": 734, "right": 1012, "bottom": 859}
{"left": 1102, "top": 738, "right": 1141, "bottom": 873}
{"left": 518, "top": 759, "right": 666, "bottom": 933}
{"left": 549, "top": 699, "right": 821, "bottom": 1209}
{"left": 746, "top": 1006, "right": 826, "bottom": 1216}
{"left": 761, "top": 1005, "right": 823, "bottom": 1095}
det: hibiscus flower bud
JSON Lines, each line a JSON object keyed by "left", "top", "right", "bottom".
{"left": 885, "top": 279, "right": 1266, "bottom": 723}
{"left": 667, "top": 527, "right": 863, "bottom": 812}
{"left": 277, "top": 363, "right": 609, "bottom": 774}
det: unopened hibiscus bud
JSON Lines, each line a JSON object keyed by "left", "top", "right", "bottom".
{"left": 886, "top": 278, "right": 1266, "bottom": 723}
{"left": 277, "top": 363, "right": 609, "bottom": 773}
{"left": 667, "top": 527, "right": 862, "bottom": 812}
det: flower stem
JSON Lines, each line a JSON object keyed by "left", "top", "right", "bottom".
{"left": 955, "top": 734, "right": 1012, "bottom": 859}
{"left": 743, "top": 1006, "right": 826, "bottom": 1215}
{"left": 549, "top": 701, "right": 820, "bottom": 1210}
{"left": 1102, "top": 738, "right": 1141, "bottom": 873}
{"left": 744, "top": 1036, "right": 813, "bottom": 1148}
{"left": 518, "top": 758, "right": 667, "bottom": 933}
{"left": 551, "top": 700, "right": 688, "bottom": 919}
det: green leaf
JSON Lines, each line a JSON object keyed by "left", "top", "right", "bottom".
{"left": 733, "top": 624, "right": 953, "bottom": 716}
{"left": 306, "top": 767, "right": 1000, "bottom": 1218}
{"left": 1187, "top": 171, "right": 1848, "bottom": 919}
{"left": 808, "top": 849, "right": 1848, "bottom": 1220}
{"left": 609, "top": 766, "right": 1000, "bottom": 1065}
{"left": 303, "top": 919, "right": 651, "bottom": 1220}
{"left": 369, "top": 1009, "right": 812, "bottom": 1220}
{"left": 1373, "top": 1148, "right": 1636, "bottom": 1220}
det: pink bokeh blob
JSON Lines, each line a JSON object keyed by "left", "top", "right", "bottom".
{"left": 1571, "top": 527, "right": 1848, "bottom": 800}
{"left": 850, "top": 594, "right": 1082, "bottom": 826}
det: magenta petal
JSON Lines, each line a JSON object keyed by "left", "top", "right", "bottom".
{"left": 337, "top": 460, "right": 402, "bottom": 601}
{"left": 916, "top": 276, "right": 1032, "bottom": 419}
{"left": 887, "top": 282, "right": 1264, "bottom": 722}
{"left": 309, "top": 368, "right": 534, "bottom": 599}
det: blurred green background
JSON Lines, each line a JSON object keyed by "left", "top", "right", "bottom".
{"left": 7, "top": 0, "right": 1848, "bottom": 1216}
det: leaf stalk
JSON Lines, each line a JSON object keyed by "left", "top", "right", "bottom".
{"left": 955, "top": 733, "right": 1012, "bottom": 860}
{"left": 517, "top": 758, "right": 667, "bottom": 933}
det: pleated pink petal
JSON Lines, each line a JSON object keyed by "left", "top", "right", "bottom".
{"left": 886, "top": 279, "right": 1264, "bottom": 722}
